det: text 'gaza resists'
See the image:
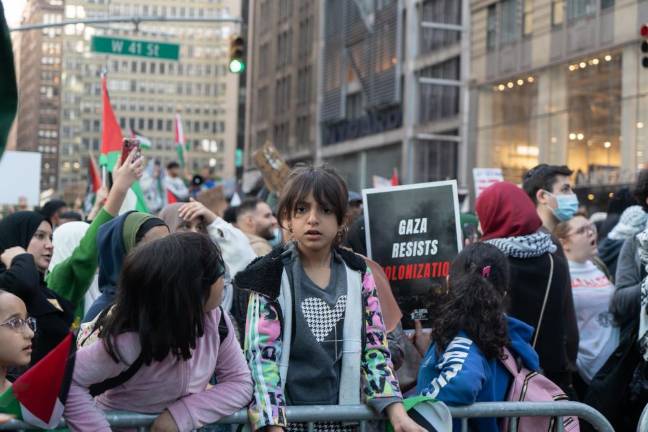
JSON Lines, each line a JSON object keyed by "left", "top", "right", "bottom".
{"left": 391, "top": 218, "right": 439, "bottom": 258}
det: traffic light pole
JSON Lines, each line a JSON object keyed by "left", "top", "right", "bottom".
{"left": 10, "top": 16, "right": 242, "bottom": 32}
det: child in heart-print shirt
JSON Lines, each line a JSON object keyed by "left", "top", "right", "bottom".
{"left": 235, "top": 166, "right": 424, "bottom": 432}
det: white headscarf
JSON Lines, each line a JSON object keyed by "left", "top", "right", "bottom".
{"left": 49, "top": 221, "right": 100, "bottom": 315}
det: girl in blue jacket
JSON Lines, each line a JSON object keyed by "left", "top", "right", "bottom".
{"left": 416, "top": 243, "right": 540, "bottom": 432}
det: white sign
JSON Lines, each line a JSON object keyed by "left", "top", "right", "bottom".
{"left": 473, "top": 168, "right": 503, "bottom": 198}
{"left": 0, "top": 151, "right": 42, "bottom": 206}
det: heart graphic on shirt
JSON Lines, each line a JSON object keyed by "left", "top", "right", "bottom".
{"left": 301, "top": 295, "right": 347, "bottom": 343}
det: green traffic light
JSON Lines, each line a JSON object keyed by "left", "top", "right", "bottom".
{"left": 229, "top": 59, "right": 245, "bottom": 74}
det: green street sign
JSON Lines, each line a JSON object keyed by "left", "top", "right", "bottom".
{"left": 91, "top": 36, "right": 180, "bottom": 61}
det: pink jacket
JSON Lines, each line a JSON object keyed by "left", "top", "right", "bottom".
{"left": 64, "top": 308, "right": 253, "bottom": 432}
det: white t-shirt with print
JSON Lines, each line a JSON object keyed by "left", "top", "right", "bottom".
{"left": 568, "top": 260, "right": 620, "bottom": 383}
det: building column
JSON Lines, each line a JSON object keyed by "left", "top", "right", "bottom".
{"left": 621, "top": 44, "right": 639, "bottom": 181}
{"left": 475, "top": 88, "right": 492, "bottom": 168}
{"left": 537, "top": 66, "right": 568, "bottom": 166}
{"left": 402, "top": 0, "right": 418, "bottom": 184}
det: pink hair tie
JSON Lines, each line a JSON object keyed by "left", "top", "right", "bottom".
{"left": 481, "top": 265, "right": 492, "bottom": 278}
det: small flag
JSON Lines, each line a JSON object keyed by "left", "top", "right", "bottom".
{"left": 129, "top": 128, "right": 152, "bottom": 149}
{"left": 99, "top": 74, "right": 122, "bottom": 169}
{"left": 88, "top": 152, "right": 101, "bottom": 193}
{"left": 174, "top": 114, "right": 187, "bottom": 167}
{"left": 166, "top": 189, "right": 178, "bottom": 204}
{"left": 0, "top": 334, "right": 76, "bottom": 429}
{"left": 99, "top": 74, "right": 148, "bottom": 213}
{"left": 390, "top": 168, "right": 400, "bottom": 186}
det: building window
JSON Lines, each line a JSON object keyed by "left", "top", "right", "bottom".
{"left": 567, "top": 0, "right": 596, "bottom": 21}
{"left": 552, "top": 0, "right": 565, "bottom": 25}
{"left": 523, "top": 0, "right": 533, "bottom": 36}
{"left": 486, "top": 4, "right": 497, "bottom": 51}
{"left": 418, "top": 57, "right": 460, "bottom": 124}
{"left": 600, "top": 0, "right": 614, "bottom": 9}
{"left": 420, "top": 0, "right": 461, "bottom": 53}
{"left": 414, "top": 134, "right": 458, "bottom": 182}
{"left": 500, "top": 0, "right": 520, "bottom": 45}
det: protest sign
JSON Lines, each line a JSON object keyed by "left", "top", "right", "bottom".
{"left": 253, "top": 142, "right": 290, "bottom": 193}
{"left": 363, "top": 180, "right": 462, "bottom": 330}
{"left": 473, "top": 168, "right": 503, "bottom": 199}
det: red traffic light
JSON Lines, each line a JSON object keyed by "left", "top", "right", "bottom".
{"left": 641, "top": 24, "right": 648, "bottom": 37}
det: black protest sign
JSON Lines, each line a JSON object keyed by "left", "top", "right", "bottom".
{"left": 363, "top": 181, "right": 462, "bottom": 330}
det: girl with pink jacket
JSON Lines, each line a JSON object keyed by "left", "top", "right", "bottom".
{"left": 64, "top": 233, "right": 252, "bottom": 432}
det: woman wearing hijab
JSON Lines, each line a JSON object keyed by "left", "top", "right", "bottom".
{"left": 475, "top": 181, "right": 576, "bottom": 395}
{"left": 0, "top": 152, "right": 144, "bottom": 366}
{"left": 82, "top": 212, "right": 169, "bottom": 323}
{"left": 159, "top": 199, "right": 256, "bottom": 317}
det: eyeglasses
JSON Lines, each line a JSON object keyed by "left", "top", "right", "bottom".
{"left": 0, "top": 317, "right": 37, "bottom": 333}
{"left": 571, "top": 224, "right": 596, "bottom": 236}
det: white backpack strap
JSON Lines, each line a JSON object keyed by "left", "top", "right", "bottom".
{"left": 339, "top": 266, "right": 362, "bottom": 405}
{"left": 278, "top": 270, "right": 292, "bottom": 391}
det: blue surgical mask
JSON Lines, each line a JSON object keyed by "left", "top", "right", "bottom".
{"left": 548, "top": 192, "right": 579, "bottom": 222}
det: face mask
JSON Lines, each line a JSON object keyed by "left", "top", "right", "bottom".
{"left": 547, "top": 192, "right": 579, "bottom": 222}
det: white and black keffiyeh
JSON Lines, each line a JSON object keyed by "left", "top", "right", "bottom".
{"left": 636, "top": 229, "right": 648, "bottom": 361}
{"left": 608, "top": 205, "right": 648, "bottom": 241}
{"left": 485, "top": 231, "right": 557, "bottom": 259}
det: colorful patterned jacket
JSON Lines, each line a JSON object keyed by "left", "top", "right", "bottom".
{"left": 235, "top": 246, "right": 402, "bottom": 430}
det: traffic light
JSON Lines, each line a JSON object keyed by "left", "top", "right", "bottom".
{"left": 641, "top": 24, "right": 648, "bottom": 68}
{"left": 228, "top": 36, "right": 245, "bottom": 74}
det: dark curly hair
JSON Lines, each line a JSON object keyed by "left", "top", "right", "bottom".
{"left": 430, "top": 243, "right": 510, "bottom": 360}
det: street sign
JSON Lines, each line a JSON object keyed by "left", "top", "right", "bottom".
{"left": 91, "top": 36, "right": 180, "bottom": 61}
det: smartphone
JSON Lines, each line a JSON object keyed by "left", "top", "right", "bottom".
{"left": 121, "top": 138, "right": 141, "bottom": 164}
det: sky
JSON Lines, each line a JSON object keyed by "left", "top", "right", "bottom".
{"left": 2, "top": 0, "right": 27, "bottom": 28}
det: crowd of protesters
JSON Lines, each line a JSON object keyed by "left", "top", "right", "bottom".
{"left": 2, "top": 154, "right": 648, "bottom": 431}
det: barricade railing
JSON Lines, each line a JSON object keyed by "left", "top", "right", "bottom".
{"left": 638, "top": 402, "right": 648, "bottom": 432}
{"left": 0, "top": 401, "right": 614, "bottom": 432}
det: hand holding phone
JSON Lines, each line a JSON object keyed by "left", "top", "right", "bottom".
{"left": 121, "top": 138, "right": 141, "bottom": 164}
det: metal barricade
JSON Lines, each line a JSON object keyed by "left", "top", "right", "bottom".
{"left": 0, "top": 402, "right": 614, "bottom": 432}
{"left": 638, "top": 403, "right": 648, "bottom": 432}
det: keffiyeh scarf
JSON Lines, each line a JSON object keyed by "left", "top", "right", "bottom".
{"left": 485, "top": 231, "right": 557, "bottom": 259}
{"left": 636, "top": 229, "right": 648, "bottom": 361}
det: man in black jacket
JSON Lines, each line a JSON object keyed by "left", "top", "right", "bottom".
{"left": 523, "top": 164, "right": 580, "bottom": 397}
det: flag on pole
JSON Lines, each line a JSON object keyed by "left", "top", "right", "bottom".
{"left": 0, "top": 334, "right": 76, "bottom": 429}
{"left": 0, "top": 4, "right": 17, "bottom": 161}
{"left": 391, "top": 168, "right": 400, "bottom": 186}
{"left": 88, "top": 152, "right": 101, "bottom": 193}
{"left": 100, "top": 74, "right": 148, "bottom": 213}
{"left": 129, "top": 128, "right": 152, "bottom": 149}
{"left": 174, "top": 114, "right": 187, "bottom": 167}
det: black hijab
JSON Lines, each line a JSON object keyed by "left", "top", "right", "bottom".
{"left": 0, "top": 211, "right": 47, "bottom": 252}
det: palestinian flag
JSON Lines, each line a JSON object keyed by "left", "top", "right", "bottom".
{"left": 88, "top": 152, "right": 101, "bottom": 193}
{"left": 0, "top": 4, "right": 18, "bottom": 160}
{"left": 100, "top": 74, "right": 148, "bottom": 213}
{"left": 129, "top": 128, "right": 152, "bottom": 149}
{"left": 0, "top": 334, "right": 76, "bottom": 429}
